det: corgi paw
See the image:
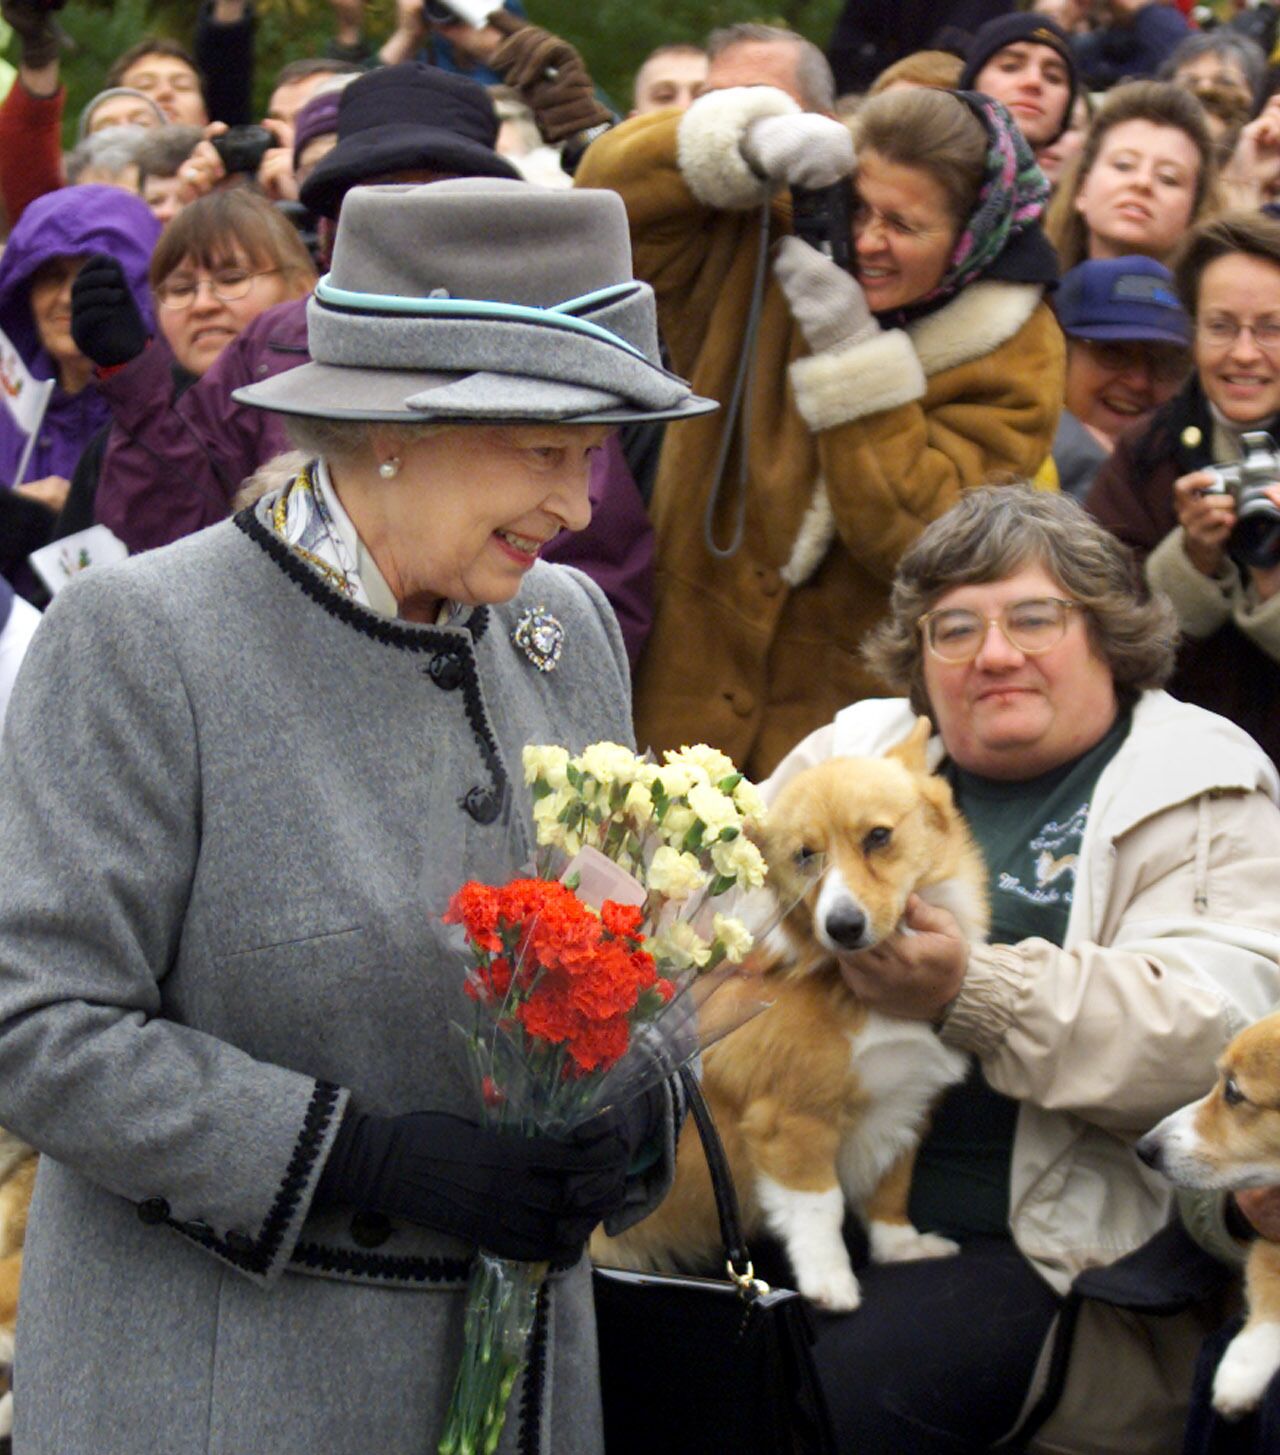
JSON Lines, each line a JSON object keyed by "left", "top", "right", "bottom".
{"left": 1212, "top": 1323, "right": 1280, "bottom": 1420}
{"left": 798, "top": 1263, "right": 862, "bottom": 1313}
{"left": 868, "top": 1220, "right": 960, "bottom": 1264}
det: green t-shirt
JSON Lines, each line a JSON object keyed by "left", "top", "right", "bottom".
{"left": 907, "top": 710, "right": 1133, "bottom": 1240}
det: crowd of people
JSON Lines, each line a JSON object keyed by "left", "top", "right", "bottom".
{"left": 1, "top": 0, "right": 1280, "bottom": 1452}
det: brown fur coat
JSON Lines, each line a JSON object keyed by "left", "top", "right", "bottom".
{"left": 577, "top": 90, "right": 1065, "bottom": 778}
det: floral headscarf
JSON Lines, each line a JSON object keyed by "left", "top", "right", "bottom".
{"left": 915, "top": 91, "right": 1050, "bottom": 309}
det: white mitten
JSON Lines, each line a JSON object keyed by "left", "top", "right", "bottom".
{"left": 741, "top": 112, "right": 855, "bottom": 189}
{"left": 773, "top": 234, "right": 878, "bottom": 354}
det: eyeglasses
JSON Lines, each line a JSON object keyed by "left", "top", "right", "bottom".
{"left": 1197, "top": 317, "right": 1280, "bottom": 352}
{"left": 1078, "top": 339, "right": 1189, "bottom": 384}
{"left": 917, "top": 598, "right": 1084, "bottom": 663}
{"left": 156, "top": 268, "right": 279, "bottom": 309}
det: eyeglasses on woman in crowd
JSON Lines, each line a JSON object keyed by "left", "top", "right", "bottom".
{"left": 156, "top": 268, "right": 282, "bottom": 309}
{"left": 918, "top": 598, "right": 1085, "bottom": 662}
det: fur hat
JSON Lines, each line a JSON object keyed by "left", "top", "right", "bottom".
{"left": 233, "top": 179, "right": 716, "bottom": 425}
{"left": 297, "top": 63, "right": 520, "bottom": 219}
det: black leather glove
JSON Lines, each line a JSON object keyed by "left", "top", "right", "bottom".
{"left": 314, "top": 1106, "right": 640, "bottom": 1263}
{"left": 70, "top": 253, "right": 150, "bottom": 369}
{"left": 1, "top": 0, "right": 66, "bottom": 69}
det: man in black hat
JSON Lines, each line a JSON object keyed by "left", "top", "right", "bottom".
{"left": 959, "top": 13, "right": 1078, "bottom": 152}
{"left": 70, "top": 60, "right": 657, "bottom": 666}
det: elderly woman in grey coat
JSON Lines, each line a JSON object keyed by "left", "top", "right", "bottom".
{"left": 0, "top": 179, "right": 713, "bottom": 1454}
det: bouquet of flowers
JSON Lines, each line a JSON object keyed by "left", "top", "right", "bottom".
{"left": 436, "top": 740, "right": 776, "bottom": 1455}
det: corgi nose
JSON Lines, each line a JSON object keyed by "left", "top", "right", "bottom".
{"left": 1134, "top": 1133, "right": 1163, "bottom": 1172}
{"left": 825, "top": 904, "right": 868, "bottom": 950}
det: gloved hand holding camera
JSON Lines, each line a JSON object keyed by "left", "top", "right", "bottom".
{"left": 741, "top": 111, "right": 855, "bottom": 190}
{"left": 314, "top": 1086, "right": 665, "bottom": 1264}
{"left": 774, "top": 234, "right": 878, "bottom": 356}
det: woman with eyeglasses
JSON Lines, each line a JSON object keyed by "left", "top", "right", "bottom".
{"left": 1049, "top": 255, "right": 1192, "bottom": 500}
{"left": 762, "top": 484, "right": 1280, "bottom": 1455}
{"left": 1088, "top": 211, "right": 1280, "bottom": 772}
{"left": 57, "top": 188, "right": 316, "bottom": 554}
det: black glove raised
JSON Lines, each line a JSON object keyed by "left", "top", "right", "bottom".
{"left": 314, "top": 1106, "right": 638, "bottom": 1264}
{"left": 0, "top": 0, "right": 66, "bottom": 69}
{"left": 70, "top": 253, "right": 150, "bottom": 369}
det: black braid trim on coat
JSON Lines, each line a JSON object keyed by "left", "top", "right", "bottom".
{"left": 233, "top": 506, "right": 491, "bottom": 647}
{"left": 170, "top": 1079, "right": 341, "bottom": 1275}
{"left": 289, "top": 1241, "right": 473, "bottom": 1283}
{"left": 235, "top": 506, "right": 505, "bottom": 814}
{"left": 518, "top": 1280, "right": 551, "bottom": 1455}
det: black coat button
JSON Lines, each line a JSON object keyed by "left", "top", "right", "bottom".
{"left": 225, "top": 1229, "right": 256, "bottom": 1255}
{"left": 463, "top": 786, "right": 499, "bottom": 824}
{"left": 350, "top": 1212, "right": 393, "bottom": 1249}
{"left": 137, "top": 1197, "right": 171, "bottom": 1225}
{"left": 427, "top": 652, "right": 465, "bottom": 690}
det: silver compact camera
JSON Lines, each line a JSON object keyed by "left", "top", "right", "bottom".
{"left": 1201, "top": 431, "right": 1280, "bottom": 569}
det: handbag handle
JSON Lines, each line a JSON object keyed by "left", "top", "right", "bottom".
{"left": 677, "top": 1064, "right": 771, "bottom": 1298}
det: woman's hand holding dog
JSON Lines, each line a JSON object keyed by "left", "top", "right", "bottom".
{"left": 835, "top": 895, "right": 968, "bottom": 1021}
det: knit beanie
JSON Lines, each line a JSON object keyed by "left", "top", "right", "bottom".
{"left": 292, "top": 88, "right": 344, "bottom": 172}
{"left": 959, "top": 13, "right": 1079, "bottom": 145}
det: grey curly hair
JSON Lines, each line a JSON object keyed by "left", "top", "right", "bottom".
{"left": 862, "top": 486, "right": 1179, "bottom": 715}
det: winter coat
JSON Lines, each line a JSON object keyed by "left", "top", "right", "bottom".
{"left": 576, "top": 90, "right": 1064, "bottom": 779}
{"left": 0, "top": 498, "right": 677, "bottom": 1454}
{"left": 767, "top": 692, "right": 1280, "bottom": 1453}
{"left": 825, "top": 0, "right": 1013, "bottom": 95}
{"left": 93, "top": 299, "right": 657, "bottom": 666}
{"left": 0, "top": 185, "right": 159, "bottom": 487}
{"left": 1086, "top": 379, "right": 1280, "bottom": 772}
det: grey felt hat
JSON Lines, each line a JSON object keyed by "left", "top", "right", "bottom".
{"left": 233, "top": 179, "right": 716, "bottom": 426}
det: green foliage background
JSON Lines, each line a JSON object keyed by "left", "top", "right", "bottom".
{"left": 39, "top": 0, "right": 842, "bottom": 143}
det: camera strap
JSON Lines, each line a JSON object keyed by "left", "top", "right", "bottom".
{"left": 701, "top": 201, "right": 772, "bottom": 560}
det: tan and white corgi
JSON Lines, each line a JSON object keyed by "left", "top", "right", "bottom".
{"left": 1139, "top": 1010, "right": 1280, "bottom": 1419}
{"left": 594, "top": 717, "right": 989, "bottom": 1310}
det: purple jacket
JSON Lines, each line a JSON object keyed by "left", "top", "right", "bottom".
{"left": 95, "top": 295, "right": 655, "bottom": 664}
{"left": 0, "top": 185, "right": 159, "bottom": 487}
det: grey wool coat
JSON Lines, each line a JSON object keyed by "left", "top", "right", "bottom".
{"left": 0, "top": 495, "right": 678, "bottom": 1454}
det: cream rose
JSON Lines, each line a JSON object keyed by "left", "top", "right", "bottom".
{"left": 672, "top": 743, "right": 737, "bottom": 785}
{"left": 732, "top": 778, "right": 767, "bottom": 825}
{"left": 623, "top": 781, "right": 655, "bottom": 824}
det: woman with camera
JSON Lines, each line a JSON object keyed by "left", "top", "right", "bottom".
{"left": 1088, "top": 210, "right": 1280, "bottom": 770}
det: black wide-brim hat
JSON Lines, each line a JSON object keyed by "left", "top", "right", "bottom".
{"left": 234, "top": 179, "right": 717, "bottom": 426}
{"left": 299, "top": 63, "right": 520, "bottom": 219}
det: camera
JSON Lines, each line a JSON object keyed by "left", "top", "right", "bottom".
{"left": 212, "top": 125, "right": 275, "bottom": 178}
{"left": 423, "top": 0, "right": 499, "bottom": 27}
{"left": 1201, "top": 430, "right": 1280, "bottom": 570}
{"left": 790, "top": 181, "right": 853, "bottom": 271}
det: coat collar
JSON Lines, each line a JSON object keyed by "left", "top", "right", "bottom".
{"left": 906, "top": 281, "right": 1047, "bottom": 379}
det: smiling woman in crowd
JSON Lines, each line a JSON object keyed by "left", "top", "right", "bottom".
{"left": 60, "top": 188, "right": 316, "bottom": 550}
{"left": 578, "top": 75, "right": 1064, "bottom": 778}
{"left": 1046, "top": 80, "right": 1221, "bottom": 271}
{"left": 1089, "top": 210, "right": 1280, "bottom": 773}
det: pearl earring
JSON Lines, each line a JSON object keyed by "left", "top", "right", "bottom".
{"left": 378, "top": 458, "right": 401, "bottom": 479}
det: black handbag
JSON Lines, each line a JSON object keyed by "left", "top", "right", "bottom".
{"left": 593, "top": 1066, "right": 836, "bottom": 1455}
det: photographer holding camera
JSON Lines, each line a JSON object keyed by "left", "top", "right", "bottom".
{"left": 1089, "top": 210, "right": 1280, "bottom": 771}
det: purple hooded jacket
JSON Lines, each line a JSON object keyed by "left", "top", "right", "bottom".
{"left": 94, "top": 295, "right": 656, "bottom": 664}
{"left": 0, "top": 185, "right": 160, "bottom": 488}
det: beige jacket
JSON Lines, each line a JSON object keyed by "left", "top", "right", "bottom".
{"left": 767, "top": 692, "right": 1280, "bottom": 1452}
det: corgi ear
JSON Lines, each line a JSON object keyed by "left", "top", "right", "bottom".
{"left": 917, "top": 771, "right": 957, "bottom": 832}
{"left": 885, "top": 715, "right": 933, "bottom": 773}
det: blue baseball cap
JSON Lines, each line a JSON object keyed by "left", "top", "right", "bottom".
{"left": 1055, "top": 256, "right": 1192, "bottom": 347}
